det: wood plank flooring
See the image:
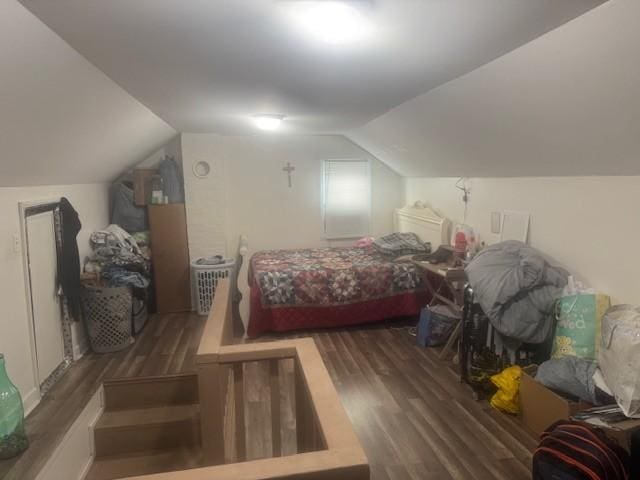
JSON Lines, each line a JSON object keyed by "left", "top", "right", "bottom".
{"left": 0, "top": 313, "right": 204, "bottom": 480}
{"left": 1, "top": 313, "right": 536, "bottom": 480}
{"left": 256, "top": 323, "right": 536, "bottom": 480}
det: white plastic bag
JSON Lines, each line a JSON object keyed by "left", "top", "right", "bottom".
{"left": 598, "top": 305, "right": 640, "bottom": 417}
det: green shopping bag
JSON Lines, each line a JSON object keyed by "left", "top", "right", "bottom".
{"left": 552, "top": 293, "right": 610, "bottom": 360}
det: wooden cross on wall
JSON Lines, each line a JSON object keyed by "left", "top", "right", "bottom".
{"left": 282, "top": 162, "right": 295, "bottom": 188}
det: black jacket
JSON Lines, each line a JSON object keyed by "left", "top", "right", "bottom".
{"left": 58, "top": 197, "right": 82, "bottom": 321}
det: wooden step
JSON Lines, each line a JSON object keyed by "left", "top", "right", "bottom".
{"left": 86, "top": 446, "right": 203, "bottom": 480}
{"left": 94, "top": 404, "right": 201, "bottom": 458}
{"left": 103, "top": 373, "right": 199, "bottom": 411}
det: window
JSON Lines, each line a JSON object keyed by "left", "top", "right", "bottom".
{"left": 322, "top": 159, "right": 371, "bottom": 239}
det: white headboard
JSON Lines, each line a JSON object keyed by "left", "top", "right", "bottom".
{"left": 394, "top": 204, "right": 451, "bottom": 249}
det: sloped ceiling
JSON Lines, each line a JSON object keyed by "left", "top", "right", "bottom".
{"left": 19, "top": 0, "right": 602, "bottom": 135}
{"left": 0, "top": 0, "right": 176, "bottom": 187}
{"left": 348, "top": 0, "right": 639, "bottom": 178}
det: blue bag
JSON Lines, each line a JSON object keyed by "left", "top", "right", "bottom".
{"left": 417, "top": 305, "right": 459, "bottom": 347}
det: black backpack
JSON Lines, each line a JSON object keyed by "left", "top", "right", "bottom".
{"left": 630, "top": 429, "right": 640, "bottom": 479}
{"left": 532, "top": 420, "right": 630, "bottom": 480}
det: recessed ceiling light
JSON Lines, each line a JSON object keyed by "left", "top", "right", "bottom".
{"left": 289, "top": 1, "right": 371, "bottom": 45}
{"left": 253, "top": 114, "right": 284, "bottom": 131}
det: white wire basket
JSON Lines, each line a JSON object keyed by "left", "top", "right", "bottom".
{"left": 191, "top": 258, "right": 236, "bottom": 315}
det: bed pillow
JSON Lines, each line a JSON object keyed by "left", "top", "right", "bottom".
{"left": 373, "top": 232, "right": 430, "bottom": 257}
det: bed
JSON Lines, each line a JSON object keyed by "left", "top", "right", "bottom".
{"left": 247, "top": 204, "right": 451, "bottom": 337}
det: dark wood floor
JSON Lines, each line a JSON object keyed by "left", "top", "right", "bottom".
{"left": 262, "top": 323, "right": 536, "bottom": 480}
{"left": 1, "top": 314, "right": 535, "bottom": 480}
{"left": 0, "top": 313, "right": 204, "bottom": 480}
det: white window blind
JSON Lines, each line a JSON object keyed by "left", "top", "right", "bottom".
{"left": 322, "top": 159, "right": 370, "bottom": 239}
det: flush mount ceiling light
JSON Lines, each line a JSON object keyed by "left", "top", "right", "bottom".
{"left": 252, "top": 114, "right": 284, "bottom": 131}
{"left": 289, "top": 1, "right": 372, "bottom": 45}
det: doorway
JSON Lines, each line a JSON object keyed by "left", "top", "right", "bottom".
{"left": 20, "top": 201, "right": 73, "bottom": 396}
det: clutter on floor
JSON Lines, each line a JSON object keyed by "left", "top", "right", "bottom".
{"left": 416, "top": 304, "right": 459, "bottom": 347}
{"left": 536, "top": 357, "right": 614, "bottom": 405}
{"left": 520, "top": 302, "right": 640, "bottom": 417}
{"left": 80, "top": 285, "right": 136, "bottom": 353}
{"left": 520, "top": 368, "right": 592, "bottom": 436}
{"left": 552, "top": 289, "right": 610, "bottom": 360}
{"left": 84, "top": 224, "right": 151, "bottom": 288}
{"left": 517, "top": 290, "right": 640, "bottom": 455}
{"left": 489, "top": 365, "right": 523, "bottom": 414}
{"left": 573, "top": 406, "right": 640, "bottom": 452}
{"left": 81, "top": 224, "right": 151, "bottom": 352}
{"left": 78, "top": 156, "right": 193, "bottom": 353}
{"left": 465, "top": 240, "right": 569, "bottom": 346}
{"left": 598, "top": 304, "right": 640, "bottom": 418}
{"left": 412, "top": 259, "right": 465, "bottom": 360}
{"left": 460, "top": 284, "right": 542, "bottom": 397}
{"left": 410, "top": 221, "right": 640, "bottom": 477}
{"left": 532, "top": 420, "right": 630, "bottom": 480}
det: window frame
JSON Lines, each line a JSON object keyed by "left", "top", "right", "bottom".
{"left": 321, "top": 158, "right": 372, "bottom": 240}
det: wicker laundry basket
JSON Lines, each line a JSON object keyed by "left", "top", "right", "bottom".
{"left": 81, "top": 285, "right": 134, "bottom": 353}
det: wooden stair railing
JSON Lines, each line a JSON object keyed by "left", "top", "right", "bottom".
{"left": 119, "top": 277, "right": 369, "bottom": 479}
{"left": 195, "top": 277, "right": 234, "bottom": 466}
{"left": 231, "top": 235, "right": 248, "bottom": 338}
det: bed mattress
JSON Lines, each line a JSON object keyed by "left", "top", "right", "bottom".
{"left": 248, "top": 246, "right": 428, "bottom": 337}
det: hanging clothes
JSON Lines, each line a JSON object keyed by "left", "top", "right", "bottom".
{"left": 158, "top": 156, "right": 185, "bottom": 203}
{"left": 58, "top": 197, "right": 82, "bottom": 321}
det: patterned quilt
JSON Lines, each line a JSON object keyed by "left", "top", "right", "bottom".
{"left": 249, "top": 246, "right": 424, "bottom": 308}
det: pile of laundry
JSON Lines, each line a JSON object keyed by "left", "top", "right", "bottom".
{"left": 468, "top": 240, "right": 640, "bottom": 417}
{"left": 84, "top": 224, "right": 151, "bottom": 290}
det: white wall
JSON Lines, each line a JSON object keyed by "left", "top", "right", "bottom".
{"left": 405, "top": 176, "right": 640, "bottom": 305}
{"left": 0, "top": 184, "right": 109, "bottom": 413}
{"left": 349, "top": 0, "right": 640, "bottom": 178}
{"left": 35, "top": 387, "right": 103, "bottom": 480}
{"left": 181, "top": 134, "right": 403, "bottom": 320}
{"left": 0, "top": 0, "right": 175, "bottom": 187}
{"left": 136, "top": 135, "right": 183, "bottom": 170}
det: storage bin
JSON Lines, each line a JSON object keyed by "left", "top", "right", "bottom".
{"left": 80, "top": 285, "right": 135, "bottom": 353}
{"left": 191, "top": 258, "right": 235, "bottom": 315}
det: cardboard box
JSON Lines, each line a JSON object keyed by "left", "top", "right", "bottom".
{"left": 520, "top": 371, "right": 591, "bottom": 436}
{"left": 520, "top": 372, "right": 640, "bottom": 451}
{"left": 580, "top": 416, "right": 640, "bottom": 452}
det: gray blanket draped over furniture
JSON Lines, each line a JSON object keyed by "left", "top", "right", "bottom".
{"left": 465, "top": 240, "right": 568, "bottom": 344}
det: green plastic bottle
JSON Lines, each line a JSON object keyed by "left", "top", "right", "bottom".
{"left": 0, "top": 354, "right": 28, "bottom": 459}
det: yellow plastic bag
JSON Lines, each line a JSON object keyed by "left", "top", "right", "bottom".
{"left": 489, "top": 366, "right": 522, "bottom": 414}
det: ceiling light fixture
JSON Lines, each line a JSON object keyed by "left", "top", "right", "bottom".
{"left": 253, "top": 114, "right": 284, "bottom": 131}
{"left": 290, "top": 1, "right": 371, "bottom": 45}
